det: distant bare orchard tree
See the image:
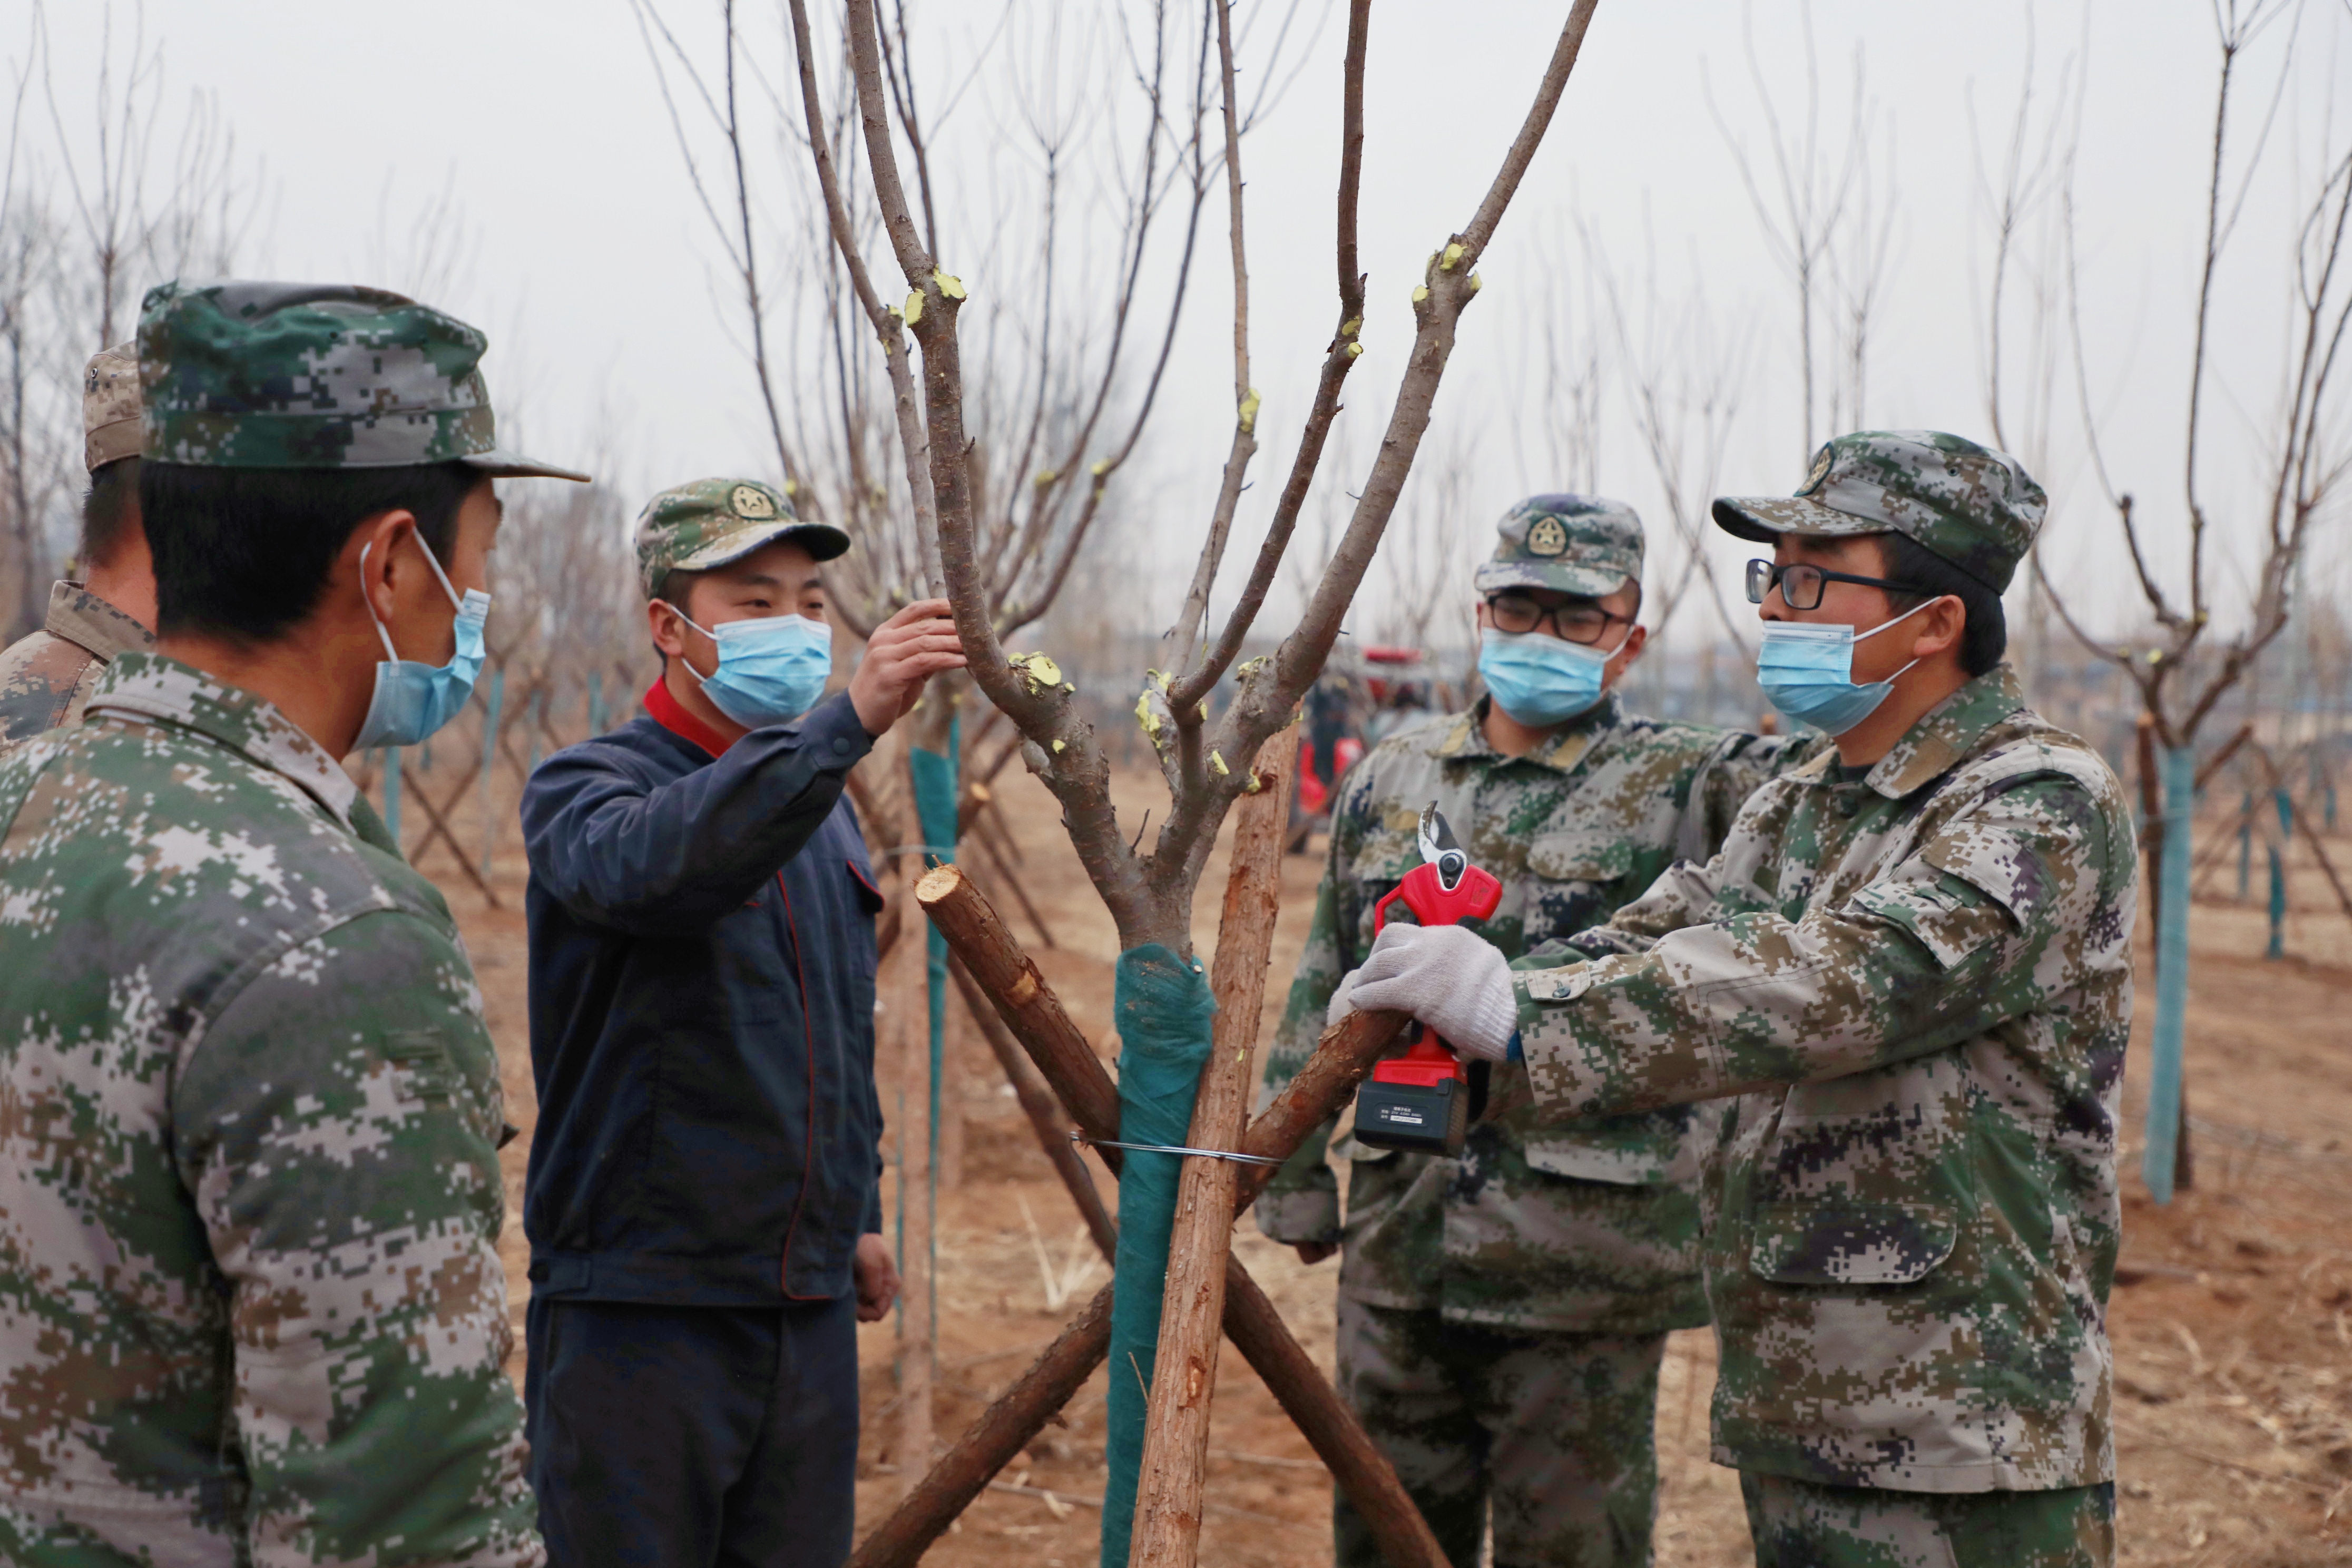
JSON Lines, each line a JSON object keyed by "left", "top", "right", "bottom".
{"left": 0, "top": 0, "right": 258, "bottom": 638}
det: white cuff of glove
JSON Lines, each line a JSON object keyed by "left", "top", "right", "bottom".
{"left": 1346, "top": 922, "right": 1519, "bottom": 1063}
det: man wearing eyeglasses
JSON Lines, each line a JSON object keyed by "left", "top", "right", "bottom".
{"left": 1332, "top": 434, "right": 2136, "bottom": 1568}
{"left": 1255, "top": 495, "right": 1808, "bottom": 1568}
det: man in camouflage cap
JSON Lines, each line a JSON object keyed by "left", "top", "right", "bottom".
{"left": 1257, "top": 493, "right": 1812, "bottom": 1568}
{"left": 0, "top": 280, "right": 583, "bottom": 1566}
{"left": 1333, "top": 434, "right": 2134, "bottom": 1567}
{"left": 520, "top": 476, "right": 960, "bottom": 1567}
{"left": 0, "top": 343, "right": 156, "bottom": 751}
{"left": 630, "top": 473, "right": 849, "bottom": 595}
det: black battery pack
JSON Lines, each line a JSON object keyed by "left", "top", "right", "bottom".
{"left": 1351, "top": 1073, "right": 1469, "bottom": 1157}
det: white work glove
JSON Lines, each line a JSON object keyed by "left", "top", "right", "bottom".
{"left": 1347, "top": 922, "right": 1519, "bottom": 1063}
{"left": 1326, "top": 966, "right": 1361, "bottom": 1028}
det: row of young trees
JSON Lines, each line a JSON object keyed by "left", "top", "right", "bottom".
{"left": 0, "top": 1, "right": 252, "bottom": 640}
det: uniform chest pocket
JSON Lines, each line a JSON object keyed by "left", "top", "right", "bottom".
{"left": 1747, "top": 1200, "right": 1957, "bottom": 1286}
{"left": 1524, "top": 829, "right": 1645, "bottom": 949}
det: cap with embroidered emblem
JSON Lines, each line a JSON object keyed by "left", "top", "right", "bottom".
{"left": 635, "top": 476, "right": 850, "bottom": 598}
{"left": 1473, "top": 494, "right": 1644, "bottom": 597}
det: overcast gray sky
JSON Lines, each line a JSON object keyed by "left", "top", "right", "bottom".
{"left": 26, "top": 1, "right": 2351, "bottom": 649}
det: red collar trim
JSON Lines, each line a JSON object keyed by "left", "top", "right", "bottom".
{"left": 643, "top": 676, "right": 735, "bottom": 759}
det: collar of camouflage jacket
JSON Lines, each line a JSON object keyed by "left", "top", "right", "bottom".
{"left": 1443, "top": 689, "right": 1626, "bottom": 772}
{"left": 1849, "top": 662, "right": 2030, "bottom": 800}
{"left": 44, "top": 579, "right": 154, "bottom": 663}
{"left": 83, "top": 651, "right": 362, "bottom": 832}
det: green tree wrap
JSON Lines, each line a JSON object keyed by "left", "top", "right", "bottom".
{"left": 1099, "top": 943, "right": 1217, "bottom": 1568}
{"left": 2142, "top": 742, "right": 2195, "bottom": 1202}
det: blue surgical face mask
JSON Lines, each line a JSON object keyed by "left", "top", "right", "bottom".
{"left": 675, "top": 610, "right": 833, "bottom": 728}
{"left": 1478, "top": 628, "right": 1624, "bottom": 728}
{"left": 1755, "top": 600, "right": 1934, "bottom": 735}
{"left": 351, "top": 536, "right": 488, "bottom": 752}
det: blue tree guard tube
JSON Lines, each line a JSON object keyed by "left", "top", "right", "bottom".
{"left": 383, "top": 746, "right": 403, "bottom": 850}
{"left": 2268, "top": 788, "right": 2294, "bottom": 961}
{"left": 907, "top": 715, "right": 961, "bottom": 1363}
{"left": 2238, "top": 790, "right": 2253, "bottom": 900}
{"left": 2142, "top": 743, "right": 2195, "bottom": 1203}
{"left": 1100, "top": 946, "right": 1216, "bottom": 1568}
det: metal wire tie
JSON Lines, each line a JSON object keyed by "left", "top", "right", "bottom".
{"left": 1068, "top": 1131, "right": 1283, "bottom": 1167}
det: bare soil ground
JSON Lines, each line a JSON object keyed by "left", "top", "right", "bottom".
{"left": 429, "top": 753, "right": 2352, "bottom": 1568}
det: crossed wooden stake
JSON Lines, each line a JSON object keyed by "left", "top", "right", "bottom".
{"left": 859, "top": 823, "right": 1445, "bottom": 1566}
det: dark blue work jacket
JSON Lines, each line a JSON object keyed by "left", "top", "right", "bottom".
{"left": 520, "top": 683, "right": 884, "bottom": 1306}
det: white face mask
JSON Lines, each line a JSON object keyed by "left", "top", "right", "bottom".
{"left": 1754, "top": 600, "right": 1935, "bottom": 735}
{"left": 671, "top": 608, "right": 834, "bottom": 729}
{"left": 350, "top": 535, "right": 490, "bottom": 751}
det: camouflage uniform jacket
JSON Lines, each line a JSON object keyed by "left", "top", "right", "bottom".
{"left": 1255, "top": 693, "right": 1804, "bottom": 1334}
{"left": 1513, "top": 666, "right": 2135, "bottom": 1493}
{"left": 0, "top": 653, "right": 541, "bottom": 1566}
{"left": 0, "top": 582, "right": 154, "bottom": 752}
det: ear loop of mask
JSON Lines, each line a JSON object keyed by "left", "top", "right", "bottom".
{"left": 664, "top": 602, "right": 722, "bottom": 687}
{"left": 1849, "top": 596, "right": 1940, "bottom": 685}
{"left": 360, "top": 535, "right": 466, "bottom": 663}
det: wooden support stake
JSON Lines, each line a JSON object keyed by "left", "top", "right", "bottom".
{"left": 910, "top": 865, "right": 1441, "bottom": 1568}
{"left": 1133, "top": 734, "right": 1296, "bottom": 1567}
{"left": 952, "top": 955, "right": 1118, "bottom": 1257}
{"left": 894, "top": 854, "right": 935, "bottom": 1485}
{"left": 848, "top": 1283, "right": 1117, "bottom": 1568}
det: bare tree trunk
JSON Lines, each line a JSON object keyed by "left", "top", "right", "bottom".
{"left": 1131, "top": 733, "right": 1296, "bottom": 1565}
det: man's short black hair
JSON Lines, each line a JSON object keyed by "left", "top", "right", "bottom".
{"left": 1878, "top": 533, "right": 2006, "bottom": 677}
{"left": 144, "top": 460, "right": 484, "bottom": 645}
{"left": 80, "top": 457, "right": 142, "bottom": 571}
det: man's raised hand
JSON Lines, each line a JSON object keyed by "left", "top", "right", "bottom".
{"left": 849, "top": 598, "right": 967, "bottom": 736}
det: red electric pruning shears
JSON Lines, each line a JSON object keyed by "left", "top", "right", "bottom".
{"left": 1349, "top": 803, "right": 1503, "bottom": 1157}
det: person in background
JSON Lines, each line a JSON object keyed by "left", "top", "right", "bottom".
{"left": 0, "top": 279, "right": 583, "bottom": 1566}
{"left": 1256, "top": 496, "right": 1811, "bottom": 1568}
{"left": 1338, "top": 434, "right": 2134, "bottom": 1568}
{"left": 519, "top": 476, "right": 965, "bottom": 1568}
{"left": 0, "top": 343, "right": 155, "bottom": 750}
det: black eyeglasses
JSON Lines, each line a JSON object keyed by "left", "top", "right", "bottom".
{"left": 1746, "top": 559, "right": 1931, "bottom": 612}
{"left": 1484, "top": 593, "right": 1628, "bottom": 646}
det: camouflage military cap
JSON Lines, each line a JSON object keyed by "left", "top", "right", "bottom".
{"left": 84, "top": 342, "right": 142, "bottom": 472}
{"left": 137, "top": 279, "right": 589, "bottom": 481}
{"left": 1711, "top": 429, "right": 2044, "bottom": 593}
{"left": 1472, "top": 495, "right": 1644, "bottom": 598}
{"left": 635, "top": 476, "right": 850, "bottom": 598}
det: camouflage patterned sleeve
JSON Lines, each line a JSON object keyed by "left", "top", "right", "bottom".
{"left": 1249, "top": 785, "right": 1374, "bottom": 1247}
{"left": 1516, "top": 771, "right": 2116, "bottom": 1119}
{"left": 172, "top": 908, "right": 541, "bottom": 1567}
